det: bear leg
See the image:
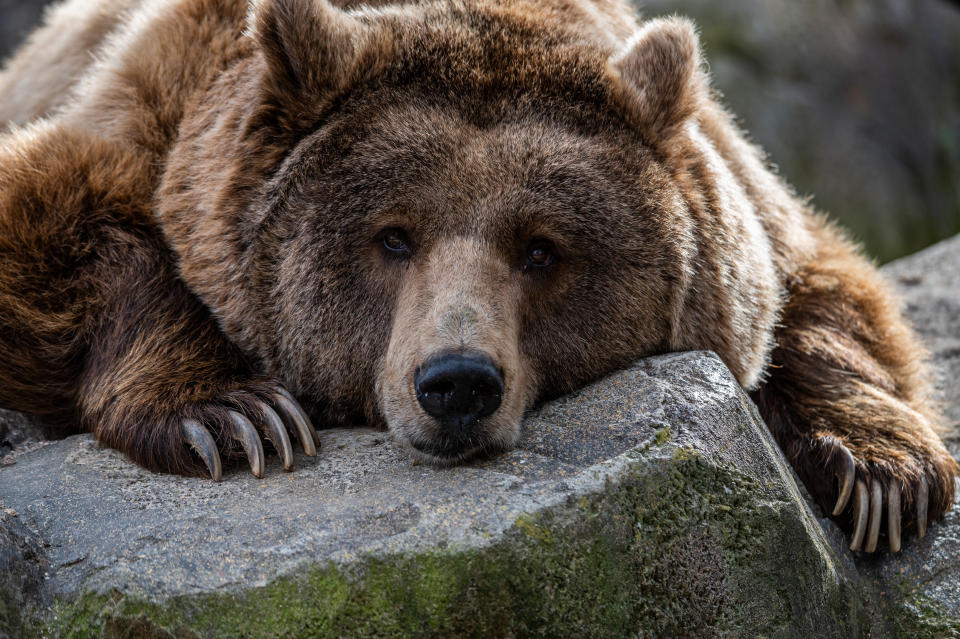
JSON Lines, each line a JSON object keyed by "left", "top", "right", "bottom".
{"left": 0, "top": 124, "right": 317, "bottom": 478}
{"left": 752, "top": 225, "right": 957, "bottom": 552}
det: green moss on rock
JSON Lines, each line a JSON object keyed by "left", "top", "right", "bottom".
{"left": 1, "top": 587, "right": 43, "bottom": 639}
{"left": 886, "top": 594, "right": 960, "bottom": 639}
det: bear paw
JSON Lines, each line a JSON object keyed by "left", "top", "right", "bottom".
{"left": 799, "top": 433, "right": 957, "bottom": 554}
{"left": 181, "top": 385, "right": 319, "bottom": 481}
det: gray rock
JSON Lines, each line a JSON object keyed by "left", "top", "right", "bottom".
{"left": 0, "top": 510, "right": 48, "bottom": 639}
{"left": 0, "top": 351, "right": 867, "bottom": 637}
{"left": 0, "top": 408, "right": 47, "bottom": 460}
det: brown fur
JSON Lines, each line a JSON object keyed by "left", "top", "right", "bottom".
{"left": 0, "top": 0, "right": 954, "bottom": 541}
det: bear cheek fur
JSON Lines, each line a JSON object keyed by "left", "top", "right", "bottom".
{"left": 670, "top": 122, "right": 780, "bottom": 389}
{"left": 607, "top": 17, "right": 780, "bottom": 389}
{"left": 264, "top": 214, "right": 396, "bottom": 428}
{"left": 377, "top": 237, "right": 533, "bottom": 460}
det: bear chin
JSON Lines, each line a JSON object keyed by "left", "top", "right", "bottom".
{"left": 404, "top": 437, "right": 513, "bottom": 468}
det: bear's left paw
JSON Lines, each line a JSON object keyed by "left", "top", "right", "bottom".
{"left": 181, "top": 384, "right": 320, "bottom": 481}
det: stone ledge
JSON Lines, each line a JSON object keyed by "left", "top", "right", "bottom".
{"left": 0, "top": 351, "right": 865, "bottom": 637}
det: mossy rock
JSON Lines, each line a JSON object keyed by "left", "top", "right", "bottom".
{"left": 36, "top": 456, "right": 863, "bottom": 638}
{"left": 1, "top": 352, "right": 869, "bottom": 637}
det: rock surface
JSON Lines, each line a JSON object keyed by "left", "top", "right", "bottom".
{"left": 2, "top": 352, "right": 866, "bottom": 637}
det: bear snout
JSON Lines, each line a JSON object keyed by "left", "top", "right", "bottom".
{"left": 414, "top": 352, "right": 504, "bottom": 446}
{"left": 377, "top": 237, "right": 528, "bottom": 462}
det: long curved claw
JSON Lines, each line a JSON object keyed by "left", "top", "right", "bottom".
{"left": 182, "top": 419, "right": 222, "bottom": 481}
{"left": 272, "top": 392, "right": 317, "bottom": 457}
{"left": 917, "top": 476, "right": 929, "bottom": 539}
{"left": 275, "top": 387, "right": 321, "bottom": 450}
{"left": 865, "top": 480, "right": 883, "bottom": 553}
{"left": 259, "top": 402, "right": 294, "bottom": 471}
{"left": 850, "top": 480, "right": 869, "bottom": 551}
{"left": 888, "top": 479, "right": 901, "bottom": 553}
{"left": 228, "top": 411, "right": 265, "bottom": 478}
{"left": 832, "top": 446, "right": 857, "bottom": 516}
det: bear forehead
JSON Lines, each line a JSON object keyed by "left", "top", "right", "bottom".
{"left": 242, "top": 0, "right": 682, "bottom": 252}
{"left": 279, "top": 99, "right": 664, "bottom": 243}
{"left": 345, "top": 0, "right": 619, "bottom": 109}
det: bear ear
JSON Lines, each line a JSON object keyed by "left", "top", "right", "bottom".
{"left": 608, "top": 17, "right": 706, "bottom": 139}
{"left": 249, "top": 0, "right": 366, "bottom": 98}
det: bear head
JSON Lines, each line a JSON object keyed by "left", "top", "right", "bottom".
{"left": 156, "top": 0, "right": 779, "bottom": 464}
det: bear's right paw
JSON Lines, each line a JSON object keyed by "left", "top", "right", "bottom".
{"left": 179, "top": 384, "right": 319, "bottom": 481}
{"left": 797, "top": 432, "right": 957, "bottom": 554}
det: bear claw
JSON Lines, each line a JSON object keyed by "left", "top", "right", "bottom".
{"left": 818, "top": 439, "right": 936, "bottom": 554}
{"left": 917, "top": 476, "right": 929, "bottom": 539}
{"left": 888, "top": 479, "right": 901, "bottom": 552}
{"left": 272, "top": 388, "right": 319, "bottom": 456}
{"left": 844, "top": 474, "right": 925, "bottom": 554}
{"left": 179, "top": 389, "right": 318, "bottom": 480}
{"left": 846, "top": 475, "right": 906, "bottom": 554}
{"left": 259, "top": 403, "right": 295, "bottom": 471}
{"left": 228, "top": 411, "right": 265, "bottom": 478}
{"left": 849, "top": 479, "right": 869, "bottom": 551}
{"left": 832, "top": 446, "right": 856, "bottom": 516}
{"left": 841, "top": 468, "right": 936, "bottom": 553}
{"left": 864, "top": 480, "right": 883, "bottom": 553}
{"left": 182, "top": 418, "right": 223, "bottom": 481}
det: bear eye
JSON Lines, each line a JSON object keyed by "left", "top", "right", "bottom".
{"left": 382, "top": 228, "right": 412, "bottom": 257}
{"left": 525, "top": 239, "right": 555, "bottom": 270}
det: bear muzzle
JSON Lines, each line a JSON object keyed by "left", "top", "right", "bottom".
{"left": 377, "top": 238, "right": 526, "bottom": 461}
{"left": 412, "top": 351, "right": 504, "bottom": 456}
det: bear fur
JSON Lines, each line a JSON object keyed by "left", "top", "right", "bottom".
{"left": 0, "top": 0, "right": 955, "bottom": 553}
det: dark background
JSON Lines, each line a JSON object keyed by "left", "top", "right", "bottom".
{"left": 0, "top": 0, "right": 45, "bottom": 61}
{"left": 2, "top": 0, "right": 958, "bottom": 262}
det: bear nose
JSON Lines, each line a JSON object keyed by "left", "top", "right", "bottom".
{"left": 414, "top": 353, "right": 504, "bottom": 426}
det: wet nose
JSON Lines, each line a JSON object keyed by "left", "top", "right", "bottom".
{"left": 414, "top": 353, "right": 504, "bottom": 426}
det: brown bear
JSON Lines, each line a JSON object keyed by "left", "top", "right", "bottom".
{"left": 0, "top": 0, "right": 955, "bottom": 555}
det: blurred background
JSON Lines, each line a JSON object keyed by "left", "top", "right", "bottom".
{"left": 1, "top": 0, "right": 958, "bottom": 262}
